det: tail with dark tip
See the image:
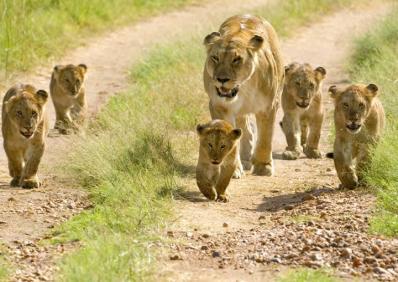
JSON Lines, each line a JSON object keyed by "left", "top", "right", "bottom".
{"left": 326, "top": 152, "right": 334, "bottom": 159}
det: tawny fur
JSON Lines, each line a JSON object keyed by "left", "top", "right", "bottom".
{"left": 203, "top": 15, "right": 284, "bottom": 178}
{"left": 50, "top": 64, "right": 87, "bottom": 134}
{"left": 2, "top": 84, "right": 49, "bottom": 188}
{"left": 280, "top": 63, "right": 326, "bottom": 160}
{"left": 196, "top": 120, "right": 242, "bottom": 202}
{"left": 329, "top": 83, "right": 385, "bottom": 189}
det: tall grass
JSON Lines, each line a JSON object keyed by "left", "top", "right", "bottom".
{"left": 53, "top": 0, "right": 370, "bottom": 280}
{"left": 349, "top": 4, "right": 398, "bottom": 236}
{"left": 0, "top": 0, "right": 196, "bottom": 78}
{"left": 278, "top": 268, "right": 338, "bottom": 282}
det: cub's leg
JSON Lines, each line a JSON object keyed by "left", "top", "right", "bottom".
{"left": 236, "top": 115, "right": 255, "bottom": 171}
{"left": 303, "top": 112, "right": 323, "bottom": 159}
{"left": 300, "top": 118, "right": 308, "bottom": 146}
{"left": 54, "top": 104, "right": 74, "bottom": 135}
{"left": 281, "top": 112, "right": 301, "bottom": 160}
{"left": 71, "top": 91, "right": 87, "bottom": 127}
{"left": 252, "top": 107, "right": 277, "bottom": 176}
{"left": 215, "top": 149, "right": 237, "bottom": 202}
{"left": 20, "top": 143, "right": 45, "bottom": 189}
{"left": 4, "top": 144, "right": 23, "bottom": 187}
{"left": 334, "top": 138, "right": 358, "bottom": 189}
{"left": 196, "top": 163, "right": 219, "bottom": 200}
{"left": 355, "top": 143, "right": 371, "bottom": 183}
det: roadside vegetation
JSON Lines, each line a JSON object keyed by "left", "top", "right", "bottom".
{"left": 279, "top": 268, "right": 337, "bottom": 282}
{"left": 48, "top": 0, "right": 371, "bottom": 280}
{"left": 349, "top": 4, "right": 398, "bottom": 237}
{"left": 0, "top": 0, "right": 196, "bottom": 78}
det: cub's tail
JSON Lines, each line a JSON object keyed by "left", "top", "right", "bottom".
{"left": 326, "top": 152, "right": 334, "bottom": 159}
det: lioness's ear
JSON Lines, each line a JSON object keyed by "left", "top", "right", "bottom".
{"left": 315, "top": 66, "right": 326, "bottom": 81}
{"left": 230, "top": 128, "right": 242, "bottom": 140}
{"left": 249, "top": 35, "right": 264, "bottom": 50}
{"left": 204, "top": 32, "right": 221, "bottom": 46}
{"left": 78, "top": 64, "right": 88, "bottom": 74}
{"left": 35, "top": 90, "right": 48, "bottom": 105}
{"left": 366, "top": 83, "right": 379, "bottom": 97}
{"left": 328, "top": 85, "right": 339, "bottom": 99}
{"left": 196, "top": 124, "right": 206, "bottom": 136}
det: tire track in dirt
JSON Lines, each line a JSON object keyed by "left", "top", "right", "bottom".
{"left": 160, "top": 3, "right": 398, "bottom": 281}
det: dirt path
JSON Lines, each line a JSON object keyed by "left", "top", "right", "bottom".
{"left": 0, "top": 0, "right": 278, "bottom": 281}
{"left": 160, "top": 3, "right": 398, "bottom": 282}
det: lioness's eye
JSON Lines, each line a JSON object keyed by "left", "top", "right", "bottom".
{"left": 32, "top": 111, "right": 37, "bottom": 117}
{"left": 16, "top": 111, "right": 23, "bottom": 117}
{"left": 220, "top": 144, "right": 226, "bottom": 150}
{"left": 233, "top": 57, "right": 241, "bottom": 64}
{"left": 211, "top": 56, "right": 219, "bottom": 63}
{"left": 295, "top": 81, "right": 301, "bottom": 87}
{"left": 309, "top": 83, "right": 315, "bottom": 89}
{"left": 343, "top": 103, "right": 349, "bottom": 109}
{"left": 359, "top": 103, "right": 365, "bottom": 110}
{"left": 208, "top": 143, "right": 213, "bottom": 149}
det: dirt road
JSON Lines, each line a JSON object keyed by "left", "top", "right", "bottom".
{"left": 160, "top": 3, "right": 398, "bottom": 281}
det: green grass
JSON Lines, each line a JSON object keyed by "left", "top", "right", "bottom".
{"left": 0, "top": 0, "right": 196, "bottom": 78}
{"left": 279, "top": 268, "right": 338, "bottom": 282}
{"left": 52, "top": 0, "right": 372, "bottom": 280}
{"left": 349, "top": 4, "right": 398, "bottom": 236}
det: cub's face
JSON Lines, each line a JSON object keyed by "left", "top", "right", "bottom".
{"left": 6, "top": 89, "right": 48, "bottom": 139}
{"left": 329, "top": 84, "right": 378, "bottom": 134}
{"left": 53, "top": 64, "right": 87, "bottom": 96}
{"left": 203, "top": 32, "right": 264, "bottom": 99}
{"left": 285, "top": 63, "right": 326, "bottom": 109}
{"left": 197, "top": 120, "right": 242, "bottom": 165}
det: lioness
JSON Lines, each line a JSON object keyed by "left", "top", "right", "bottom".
{"left": 203, "top": 15, "right": 284, "bottom": 178}
{"left": 2, "top": 84, "right": 49, "bottom": 188}
{"left": 280, "top": 63, "right": 326, "bottom": 160}
{"left": 329, "top": 83, "right": 385, "bottom": 189}
{"left": 50, "top": 64, "right": 87, "bottom": 134}
{"left": 196, "top": 120, "right": 241, "bottom": 202}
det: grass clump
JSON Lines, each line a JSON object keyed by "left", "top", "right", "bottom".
{"left": 0, "top": 0, "right": 196, "bottom": 78}
{"left": 53, "top": 0, "right": 371, "bottom": 280}
{"left": 349, "top": 4, "right": 398, "bottom": 236}
{"left": 279, "top": 268, "right": 338, "bottom": 282}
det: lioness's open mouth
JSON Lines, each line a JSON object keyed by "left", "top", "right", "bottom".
{"left": 211, "top": 161, "right": 221, "bottom": 165}
{"left": 296, "top": 102, "right": 310, "bottom": 109}
{"left": 346, "top": 123, "right": 362, "bottom": 133}
{"left": 216, "top": 86, "right": 239, "bottom": 98}
{"left": 20, "top": 131, "right": 33, "bottom": 138}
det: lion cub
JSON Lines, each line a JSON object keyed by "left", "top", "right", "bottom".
{"left": 329, "top": 84, "right": 385, "bottom": 189}
{"left": 2, "top": 84, "right": 49, "bottom": 188}
{"left": 50, "top": 64, "right": 87, "bottom": 134}
{"left": 280, "top": 63, "right": 326, "bottom": 160}
{"left": 196, "top": 120, "right": 242, "bottom": 202}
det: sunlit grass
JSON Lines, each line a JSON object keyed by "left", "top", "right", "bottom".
{"left": 279, "top": 268, "right": 338, "bottom": 282}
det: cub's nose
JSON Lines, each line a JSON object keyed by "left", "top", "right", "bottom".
{"left": 217, "top": 77, "right": 230, "bottom": 84}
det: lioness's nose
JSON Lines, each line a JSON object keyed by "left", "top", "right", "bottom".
{"left": 217, "top": 77, "right": 230, "bottom": 84}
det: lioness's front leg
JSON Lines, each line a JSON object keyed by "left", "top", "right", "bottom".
{"left": 4, "top": 145, "right": 23, "bottom": 187}
{"left": 252, "top": 107, "right": 277, "bottom": 176}
{"left": 334, "top": 139, "right": 358, "bottom": 189}
{"left": 196, "top": 163, "right": 219, "bottom": 200}
{"left": 281, "top": 112, "right": 301, "bottom": 160}
{"left": 236, "top": 115, "right": 255, "bottom": 170}
{"left": 303, "top": 112, "right": 323, "bottom": 159}
{"left": 21, "top": 144, "right": 45, "bottom": 189}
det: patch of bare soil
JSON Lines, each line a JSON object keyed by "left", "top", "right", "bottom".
{"left": 160, "top": 3, "right": 398, "bottom": 282}
{"left": 0, "top": 0, "right": 273, "bottom": 280}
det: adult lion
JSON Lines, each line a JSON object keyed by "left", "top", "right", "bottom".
{"left": 203, "top": 15, "right": 284, "bottom": 177}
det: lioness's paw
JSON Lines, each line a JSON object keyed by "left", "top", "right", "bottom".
{"left": 232, "top": 165, "right": 244, "bottom": 179}
{"left": 21, "top": 179, "right": 40, "bottom": 189}
{"left": 241, "top": 160, "right": 252, "bottom": 171}
{"left": 10, "top": 177, "right": 21, "bottom": 187}
{"left": 282, "top": 150, "right": 300, "bottom": 160}
{"left": 216, "top": 194, "right": 229, "bottom": 203}
{"left": 303, "top": 146, "right": 322, "bottom": 159}
{"left": 252, "top": 164, "right": 273, "bottom": 176}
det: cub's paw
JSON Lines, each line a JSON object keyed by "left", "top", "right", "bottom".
{"left": 303, "top": 146, "right": 322, "bottom": 159}
{"left": 241, "top": 160, "right": 252, "bottom": 171}
{"left": 10, "top": 177, "right": 21, "bottom": 187}
{"left": 21, "top": 178, "right": 41, "bottom": 189}
{"left": 216, "top": 194, "right": 229, "bottom": 203}
{"left": 252, "top": 163, "right": 273, "bottom": 176}
{"left": 232, "top": 163, "right": 245, "bottom": 179}
{"left": 282, "top": 150, "right": 300, "bottom": 160}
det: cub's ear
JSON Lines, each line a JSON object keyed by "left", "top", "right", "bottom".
{"left": 52, "top": 65, "right": 63, "bottom": 80}
{"left": 196, "top": 124, "right": 207, "bottom": 136}
{"left": 285, "top": 62, "right": 299, "bottom": 75}
{"left": 35, "top": 89, "right": 48, "bottom": 105}
{"left": 204, "top": 32, "right": 221, "bottom": 46}
{"left": 78, "top": 64, "right": 88, "bottom": 74}
{"left": 230, "top": 128, "right": 242, "bottom": 140}
{"left": 314, "top": 66, "right": 326, "bottom": 81}
{"left": 366, "top": 83, "right": 379, "bottom": 97}
{"left": 249, "top": 35, "right": 264, "bottom": 51}
{"left": 4, "top": 96, "right": 17, "bottom": 113}
{"left": 328, "top": 85, "right": 339, "bottom": 99}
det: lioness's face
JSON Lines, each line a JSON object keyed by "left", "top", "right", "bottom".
{"left": 329, "top": 84, "right": 378, "bottom": 134}
{"left": 197, "top": 121, "right": 241, "bottom": 165}
{"left": 285, "top": 63, "right": 326, "bottom": 109}
{"left": 6, "top": 90, "right": 48, "bottom": 139}
{"left": 204, "top": 32, "right": 264, "bottom": 99}
{"left": 54, "top": 64, "right": 87, "bottom": 96}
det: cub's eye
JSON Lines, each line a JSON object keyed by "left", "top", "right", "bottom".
{"left": 32, "top": 111, "right": 37, "bottom": 118}
{"left": 220, "top": 144, "right": 226, "bottom": 150}
{"left": 309, "top": 83, "right": 315, "bottom": 89}
{"left": 359, "top": 102, "right": 365, "bottom": 110}
{"left": 211, "top": 56, "right": 219, "bottom": 63}
{"left": 16, "top": 111, "right": 23, "bottom": 117}
{"left": 232, "top": 57, "right": 241, "bottom": 64}
{"left": 343, "top": 103, "right": 349, "bottom": 109}
{"left": 295, "top": 81, "right": 301, "bottom": 87}
{"left": 208, "top": 143, "right": 213, "bottom": 149}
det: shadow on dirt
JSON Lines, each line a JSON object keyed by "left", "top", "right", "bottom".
{"left": 256, "top": 186, "right": 339, "bottom": 212}
{"left": 176, "top": 190, "right": 208, "bottom": 203}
